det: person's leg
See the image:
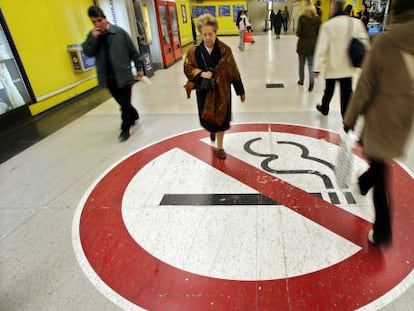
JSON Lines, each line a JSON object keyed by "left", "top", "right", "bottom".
{"left": 339, "top": 77, "right": 353, "bottom": 118}
{"left": 371, "top": 159, "right": 392, "bottom": 245}
{"left": 307, "top": 54, "right": 314, "bottom": 91}
{"left": 298, "top": 54, "right": 305, "bottom": 85}
{"left": 239, "top": 30, "right": 245, "bottom": 51}
{"left": 107, "top": 82, "right": 135, "bottom": 139}
{"left": 317, "top": 79, "right": 335, "bottom": 115}
{"left": 358, "top": 164, "right": 375, "bottom": 195}
{"left": 216, "top": 131, "right": 226, "bottom": 159}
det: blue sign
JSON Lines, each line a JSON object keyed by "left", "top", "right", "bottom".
{"left": 219, "top": 5, "right": 230, "bottom": 17}
{"left": 203, "top": 6, "right": 216, "bottom": 17}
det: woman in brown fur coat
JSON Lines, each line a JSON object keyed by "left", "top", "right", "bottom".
{"left": 184, "top": 14, "right": 245, "bottom": 159}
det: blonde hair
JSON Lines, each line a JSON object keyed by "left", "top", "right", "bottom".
{"left": 303, "top": 4, "right": 317, "bottom": 17}
{"left": 196, "top": 13, "right": 219, "bottom": 33}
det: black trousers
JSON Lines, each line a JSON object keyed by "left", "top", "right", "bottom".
{"left": 359, "top": 159, "right": 392, "bottom": 242}
{"left": 320, "top": 77, "right": 352, "bottom": 118}
{"left": 107, "top": 79, "right": 139, "bottom": 131}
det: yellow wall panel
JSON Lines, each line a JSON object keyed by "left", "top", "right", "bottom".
{"left": 190, "top": 1, "right": 247, "bottom": 36}
{"left": 0, "top": 0, "right": 97, "bottom": 115}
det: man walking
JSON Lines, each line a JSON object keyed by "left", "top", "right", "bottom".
{"left": 82, "top": 6, "right": 143, "bottom": 141}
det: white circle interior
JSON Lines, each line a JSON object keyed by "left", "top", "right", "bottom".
{"left": 122, "top": 131, "right": 374, "bottom": 281}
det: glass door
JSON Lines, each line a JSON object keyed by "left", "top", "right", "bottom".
{"left": 168, "top": 3, "right": 182, "bottom": 61}
{"left": 0, "top": 23, "right": 31, "bottom": 116}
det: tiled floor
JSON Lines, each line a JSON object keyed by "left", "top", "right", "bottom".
{"left": 1, "top": 33, "right": 414, "bottom": 310}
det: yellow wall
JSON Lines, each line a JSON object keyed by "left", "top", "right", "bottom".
{"left": 320, "top": 0, "right": 363, "bottom": 22}
{"left": 177, "top": 0, "right": 246, "bottom": 47}
{"left": 0, "top": 0, "right": 97, "bottom": 116}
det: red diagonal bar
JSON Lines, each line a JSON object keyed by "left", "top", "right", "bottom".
{"left": 180, "top": 139, "right": 371, "bottom": 246}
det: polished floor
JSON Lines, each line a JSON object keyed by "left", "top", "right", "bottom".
{"left": 1, "top": 33, "right": 414, "bottom": 310}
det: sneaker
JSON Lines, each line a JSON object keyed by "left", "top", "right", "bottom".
{"left": 316, "top": 104, "right": 328, "bottom": 116}
{"left": 216, "top": 148, "right": 226, "bottom": 159}
{"left": 297, "top": 80, "right": 304, "bottom": 86}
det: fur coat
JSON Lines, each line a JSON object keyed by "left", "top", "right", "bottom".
{"left": 184, "top": 39, "right": 244, "bottom": 127}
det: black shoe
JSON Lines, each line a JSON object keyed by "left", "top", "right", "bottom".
{"left": 210, "top": 132, "right": 216, "bottom": 142}
{"left": 316, "top": 104, "right": 328, "bottom": 116}
{"left": 131, "top": 113, "right": 140, "bottom": 126}
{"left": 297, "top": 80, "right": 304, "bottom": 86}
{"left": 119, "top": 129, "right": 130, "bottom": 142}
{"left": 308, "top": 84, "right": 314, "bottom": 91}
{"left": 368, "top": 229, "right": 392, "bottom": 246}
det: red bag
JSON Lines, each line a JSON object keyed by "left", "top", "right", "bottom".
{"left": 243, "top": 31, "right": 254, "bottom": 43}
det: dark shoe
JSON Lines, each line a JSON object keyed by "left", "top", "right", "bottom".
{"left": 216, "top": 148, "right": 226, "bottom": 159}
{"left": 297, "top": 80, "right": 304, "bottom": 86}
{"left": 210, "top": 132, "right": 216, "bottom": 142}
{"left": 119, "top": 129, "right": 130, "bottom": 142}
{"left": 316, "top": 104, "right": 328, "bottom": 116}
{"left": 368, "top": 229, "right": 392, "bottom": 246}
{"left": 358, "top": 175, "right": 371, "bottom": 196}
{"left": 132, "top": 114, "right": 140, "bottom": 126}
{"left": 308, "top": 84, "right": 314, "bottom": 91}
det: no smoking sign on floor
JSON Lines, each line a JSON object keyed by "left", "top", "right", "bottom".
{"left": 72, "top": 123, "right": 414, "bottom": 310}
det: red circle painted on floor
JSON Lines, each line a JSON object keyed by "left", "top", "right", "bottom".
{"left": 77, "top": 123, "right": 414, "bottom": 310}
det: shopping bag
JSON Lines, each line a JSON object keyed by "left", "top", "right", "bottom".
{"left": 334, "top": 131, "right": 357, "bottom": 188}
{"left": 243, "top": 31, "right": 254, "bottom": 43}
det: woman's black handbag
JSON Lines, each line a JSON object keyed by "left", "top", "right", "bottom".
{"left": 198, "top": 77, "right": 216, "bottom": 91}
{"left": 349, "top": 37, "right": 365, "bottom": 67}
{"left": 348, "top": 19, "right": 365, "bottom": 68}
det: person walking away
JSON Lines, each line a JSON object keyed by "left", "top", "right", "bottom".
{"left": 273, "top": 10, "right": 283, "bottom": 39}
{"left": 82, "top": 6, "right": 143, "bottom": 141}
{"left": 313, "top": 0, "right": 369, "bottom": 118}
{"left": 343, "top": 0, "right": 414, "bottom": 246}
{"left": 282, "top": 6, "right": 290, "bottom": 32}
{"left": 191, "top": 15, "right": 198, "bottom": 44}
{"left": 184, "top": 14, "right": 246, "bottom": 159}
{"left": 236, "top": 10, "right": 247, "bottom": 51}
{"left": 243, "top": 10, "right": 255, "bottom": 44}
{"left": 357, "top": 4, "right": 370, "bottom": 30}
{"left": 270, "top": 10, "right": 276, "bottom": 33}
{"left": 344, "top": 4, "right": 355, "bottom": 17}
{"left": 296, "top": 4, "right": 321, "bottom": 91}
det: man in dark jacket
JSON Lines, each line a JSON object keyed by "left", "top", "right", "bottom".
{"left": 82, "top": 6, "right": 143, "bottom": 141}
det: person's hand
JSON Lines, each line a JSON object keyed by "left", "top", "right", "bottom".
{"left": 135, "top": 70, "right": 144, "bottom": 80}
{"left": 91, "top": 27, "right": 104, "bottom": 38}
{"left": 343, "top": 123, "right": 353, "bottom": 133}
{"left": 201, "top": 71, "right": 213, "bottom": 79}
{"left": 314, "top": 72, "right": 320, "bottom": 78}
{"left": 240, "top": 94, "right": 246, "bottom": 102}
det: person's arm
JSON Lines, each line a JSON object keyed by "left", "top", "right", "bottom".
{"left": 122, "top": 30, "right": 144, "bottom": 78}
{"left": 313, "top": 24, "right": 328, "bottom": 76}
{"left": 354, "top": 19, "right": 370, "bottom": 51}
{"left": 296, "top": 16, "right": 303, "bottom": 37}
{"left": 184, "top": 46, "right": 202, "bottom": 82}
{"left": 81, "top": 31, "right": 100, "bottom": 57}
{"left": 344, "top": 38, "right": 380, "bottom": 130}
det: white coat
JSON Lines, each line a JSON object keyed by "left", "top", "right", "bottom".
{"left": 313, "top": 15, "right": 369, "bottom": 79}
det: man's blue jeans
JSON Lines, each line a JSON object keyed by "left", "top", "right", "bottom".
{"left": 298, "top": 54, "right": 314, "bottom": 86}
